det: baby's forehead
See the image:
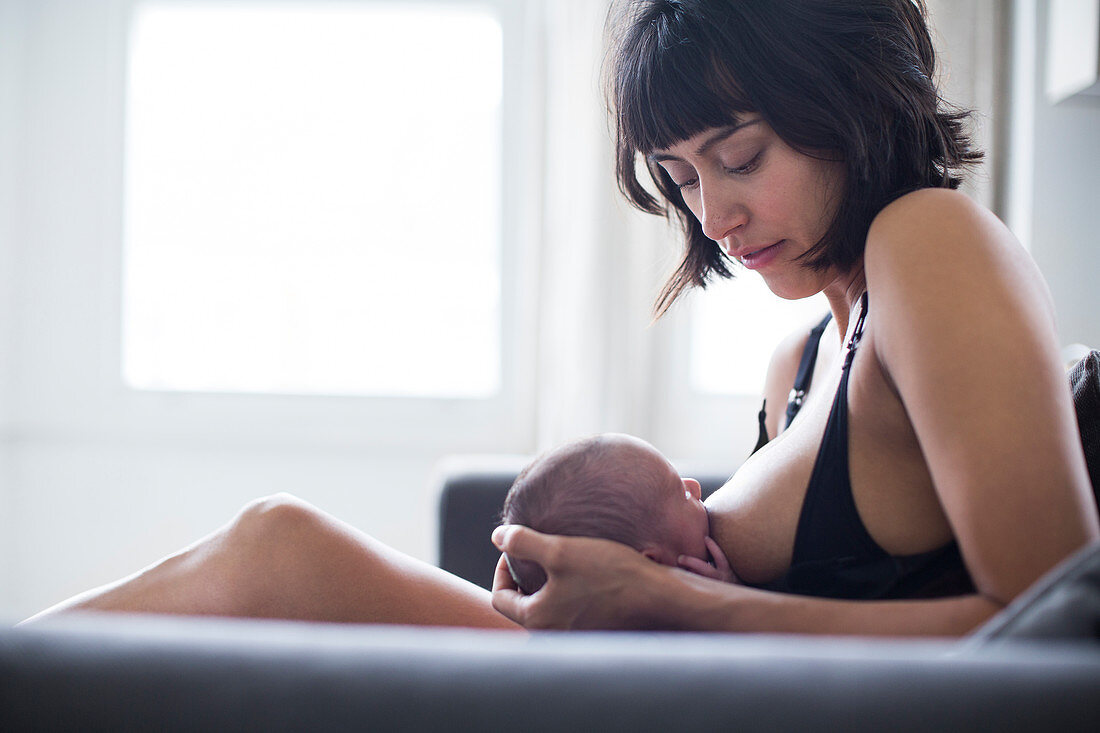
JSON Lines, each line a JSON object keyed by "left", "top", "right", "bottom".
{"left": 606, "top": 442, "right": 679, "bottom": 485}
{"left": 603, "top": 434, "right": 662, "bottom": 459}
{"left": 606, "top": 441, "right": 667, "bottom": 472}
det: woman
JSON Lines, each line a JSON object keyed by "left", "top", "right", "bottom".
{"left": 27, "top": 0, "right": 1098, "bottom": 634}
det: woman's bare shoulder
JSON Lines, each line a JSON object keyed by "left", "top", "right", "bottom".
{"left": 861, "top": 187, "right": 1057, "bottom": 395}
{"left": 867, "top": 188, "right": 1020, "bottom": 265}
{"left": 863, "top": 187, "right": 1053, "bottom": 325}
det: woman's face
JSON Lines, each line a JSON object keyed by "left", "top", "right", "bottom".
{"left": 649, "top": 118, "right": 848, "bottom": 300}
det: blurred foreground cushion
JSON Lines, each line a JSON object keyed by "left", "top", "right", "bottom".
{"left": 968, "top": 541, "right": 1100, "bottom": 644}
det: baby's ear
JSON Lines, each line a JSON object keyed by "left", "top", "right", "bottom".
{"left": 641, "top": 546, "right": 677, "bottom": 567}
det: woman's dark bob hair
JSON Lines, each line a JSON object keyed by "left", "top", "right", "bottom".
{"left": 605, "top": 0, "right": 982, "bottom": 316}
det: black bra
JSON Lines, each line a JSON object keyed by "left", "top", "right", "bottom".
{"left": 752, "top": 294, "right": 974, "bottom": 600}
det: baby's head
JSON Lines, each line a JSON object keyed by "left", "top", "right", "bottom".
{"left": 501, "top": 433, "right": 710, "bottom": 594}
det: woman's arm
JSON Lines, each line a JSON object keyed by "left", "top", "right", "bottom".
{"left": 865, "top": 189, "right": 1099, "bottom": 605}
{"left": 491, "top": 525, "right": 999, "bottom": 635}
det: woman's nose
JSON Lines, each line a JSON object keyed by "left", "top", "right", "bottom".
{"left": 699, "top": 182, "right": 747, "bottom": 245}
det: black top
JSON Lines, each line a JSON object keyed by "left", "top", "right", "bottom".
{"left": 752, "top": 293, "right": 975, "bottom": 600}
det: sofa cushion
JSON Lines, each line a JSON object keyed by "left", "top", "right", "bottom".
{"left": 968, "top": 541, "right": 1100, "bottom": 644}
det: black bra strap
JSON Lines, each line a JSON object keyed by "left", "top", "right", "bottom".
{"left": 784, "top": 312, "right": 833, "bottom": 427}
{"left": 843, "top": 291, "right": 870, "bottom": 369}
{"left": 752, "top": 399, "right": 770, "bottom": 454}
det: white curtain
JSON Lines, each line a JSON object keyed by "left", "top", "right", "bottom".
{"left": 528, "top": 0, "right": 673, "bottom": 450}
{"left": 926, "top": 0, "right": 1008, "bottom": 213}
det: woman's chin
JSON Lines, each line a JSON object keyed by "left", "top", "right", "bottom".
{"left": 759, "top": 277, "right": 820, "bottom": 301}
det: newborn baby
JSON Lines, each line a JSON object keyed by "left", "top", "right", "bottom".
{"left": 501, "top": 433, "right": 734, "bottom": 594}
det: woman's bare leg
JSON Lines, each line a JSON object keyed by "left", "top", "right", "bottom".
{"left": 21, "top": 493, "right": 519, "bottom": 629}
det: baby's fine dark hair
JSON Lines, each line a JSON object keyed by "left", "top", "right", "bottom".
{"left": 501, "top": 436, "right": 668, "bottom": 594}
{"left": 605, "top": 0, "right": 983, "bottom": 315}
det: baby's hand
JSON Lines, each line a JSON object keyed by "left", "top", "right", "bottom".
{"left": 677, "top": 536, "right": 739, "bottom": 583}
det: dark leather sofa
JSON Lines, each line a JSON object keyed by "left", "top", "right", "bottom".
{"left": 3, "top": 459, "right": 1100, "bottom": 732}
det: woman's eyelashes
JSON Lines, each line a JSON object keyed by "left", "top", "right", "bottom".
{"left": 724, "top": 150, "right": 762, "bottom": 176}
{"left": 667, "top": 151, "right": 763, "bottom": 191}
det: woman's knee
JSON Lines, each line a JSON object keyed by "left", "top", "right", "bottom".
{"left": 212, "top": 494, "right": 338, "bottom": 614}
{"left": 232, "top": 492, "right": 321, "bottom": 535}
{"left": 225, "top": 493, "right": 341, "bottom": 565}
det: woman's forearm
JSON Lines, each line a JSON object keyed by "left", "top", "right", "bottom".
{"left": 645, "top": 568, "right": 1003, "bottom": 636}
{"left": 492, "top": 527, "right": 1003, "bottom": 635}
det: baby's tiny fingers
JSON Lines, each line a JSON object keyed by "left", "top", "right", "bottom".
{"left": 705, "top": 536, "right": 729, "bottom": 569}
{"left": 678, "top": 555, "right": 720, "bottom": 580}
{"left": 704, "top": 537, "right": 739, "bottom": 583}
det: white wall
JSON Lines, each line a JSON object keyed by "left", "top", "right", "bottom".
{"left": 1028, "top": 2, "right": 1100, "bottom": 349}
{"left": 0, "top": 0, "right": 26, "bottom": 616}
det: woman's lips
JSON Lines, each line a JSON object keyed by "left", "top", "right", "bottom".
{"left": 739, "top": 240, "right": 783, "bottom": 270}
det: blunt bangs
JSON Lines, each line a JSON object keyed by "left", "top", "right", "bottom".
{"left": 614, "top": 12, "right": 753, "bottom": 156}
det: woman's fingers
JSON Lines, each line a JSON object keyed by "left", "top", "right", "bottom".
{"left": 490, "top": 584, "right": 531, "bottom": 624}
{"left": 491, "top": 528, "right": 666, "bottom": 629}
{"left": 491, "top": 551, "right": 534, "bottom": 624}
{"left": 492, "top": 553, "right": 518, "bottom": 593}
{"left": 489, "top": 526, "right": 548, "bottom": 626}
{"left": 491, "top": 525, "right": 560, "bottom": 568}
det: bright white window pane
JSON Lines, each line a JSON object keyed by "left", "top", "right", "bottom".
{"left": 124, "top": 2, "right": 502, "bottom": 397}
{"left": 691, "top": 277, "right": 829, "bottom": 396}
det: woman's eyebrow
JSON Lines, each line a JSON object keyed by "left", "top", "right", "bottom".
{"left": 648, "top": 119, "right": 762, "bottom": 163}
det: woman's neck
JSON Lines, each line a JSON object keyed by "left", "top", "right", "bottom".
{"left": 821, "top": 264, "right": 867, "bottom": 343}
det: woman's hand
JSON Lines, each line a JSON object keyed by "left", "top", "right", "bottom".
{"left": 677, "top": 536, "right": 739, "bottom": 583}
{"left": 490, "top": 524, "right": 666, "bottom": 630}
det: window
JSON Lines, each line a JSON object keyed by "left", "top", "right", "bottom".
{"left": 690, "top": 277, "right": 828, "bottom": 396}
{"left": 124, "top": 1, "right": 503, "bottom": 398}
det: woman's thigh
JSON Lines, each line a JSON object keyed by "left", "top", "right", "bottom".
{"left": 25, "top": 493, "right": 519, "bottom": 630}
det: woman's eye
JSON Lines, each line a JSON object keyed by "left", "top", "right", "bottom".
{"left": 655, "top": 163, "right": 698, "bottom": 192}
{"left": 725, "top": 151, "right": 762, "bottom": 175}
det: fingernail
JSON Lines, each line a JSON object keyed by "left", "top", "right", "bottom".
{"left": 492, "top": 525, "right": 508, "bottom": 547}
